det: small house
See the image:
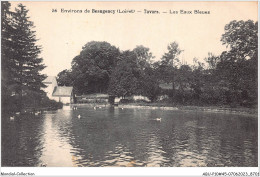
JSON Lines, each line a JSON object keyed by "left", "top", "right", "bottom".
{"left": 52, "top": 86, "right": 74, "bottom": 104}
{"left": 43, "top": 76, "right": 74, "bottom": 104}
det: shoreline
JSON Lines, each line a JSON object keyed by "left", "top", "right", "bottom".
{"left": 71, "top": 103, "right": 258, "bottom": 117}
{"left": 178, "top": 106, "right": 257, "bottom": 117}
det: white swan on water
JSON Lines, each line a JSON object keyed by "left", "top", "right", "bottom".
{"left": 78, "top": 115, "right": 81, "bottom": 119}
{"left": 155, "top": 118, "right": 161, "bottom": 121}
{"left": 10, "top": 116, "right": 15, "bottom": 121}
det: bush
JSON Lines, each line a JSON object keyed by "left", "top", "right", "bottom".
{"left": 2, "top": 90, "right": 63, "bottom": 114}
{"left": 119, "top": 99, "right": 133, "bottom": 104}
{"left": 40, "top": 97, "right": 63, "bottom": 110}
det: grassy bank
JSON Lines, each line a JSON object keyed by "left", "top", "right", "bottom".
{"left": 118, "top": 102, "right": 258, "bottom": 116}
{"left": 73, "top": 101, "right": 257, "bottom": 116}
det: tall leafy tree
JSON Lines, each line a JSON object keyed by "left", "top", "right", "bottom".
{"left": 133, "top": 45, "right": 154, "bottom": 70}
{"left": 221, "top": 20, "right": 257, "bottom": 61}
{"left": 57, "top": 69, "right": 73, "bottom": 86}
{"left": 139, "top": 66, "right": 160, "bottom": 102}
{"left": 70, "top": 41, "right": 120, "bottom": 94}
{"left": 108, "top": 51, "right": 140, "bottom": 98}
{"left": 175, "top": 65, "right": 192, "bottom": 103}
{"left": 217, "top": 20, "right": 258, "bottom": 105}
{"left": 132, "top": 45, "right": 160, "bottom": 101}
{"left": 157, "top": 42, "right": 182, "bottom": 99}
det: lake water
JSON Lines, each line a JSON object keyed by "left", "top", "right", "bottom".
{"left": 2, "top": 105, "right": 258, "bottom": 167}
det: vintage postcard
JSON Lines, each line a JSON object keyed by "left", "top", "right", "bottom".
{"left": 1, "top": 1, "right": 258, "bottom": 176}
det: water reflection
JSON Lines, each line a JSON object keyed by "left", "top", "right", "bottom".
{"left": 39, "top": 111, "right": 75, "bottom": 167}
{"left": 2, "top": 106, "right": 258, "bottom": 167}
{"left": 1, "top": 114, "right": 44, "bottom": 166}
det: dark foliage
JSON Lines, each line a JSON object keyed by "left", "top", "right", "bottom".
{"left": 1, "top": 2, "right": 61, "bottom": 113}
{"left": 57, "top": 20, "right": 257, "bottom": 108}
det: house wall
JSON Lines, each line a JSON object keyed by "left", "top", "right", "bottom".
{"left": 114, "top": 97, "right": 121, "bottom": 103}
{"left": 43, "top": 78, "right": 58, "bottom": 100}
{"left": 60, "top": 97, "right": 71, "bottom": 104}
{"left": 132, "top": 95, "right": 150, "bottom": 102}
{"left": 53, "top": 96, "right": 71, "bottom": 104}
{"left": 44, "top": 83, "right": 54, "bottom": 99}
{"left": 43, "top": 77, "right": 73, "bottom": 104}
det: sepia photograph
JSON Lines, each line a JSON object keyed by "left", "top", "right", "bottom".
{"left": 1, "top": 0, "right": 258, "bottom": 176}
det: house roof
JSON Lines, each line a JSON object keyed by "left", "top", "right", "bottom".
{"left": 43, "top": 76, "right": 56, "bottom": 84}
{"left": 52, "top": 86, "right": 73, "bottom": 97}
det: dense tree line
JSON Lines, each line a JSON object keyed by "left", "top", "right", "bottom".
{"left": 2, "top": 2, "right": 61, "bottom": 113}
{"left": 58, "top": 20, "right": 257, "bottom": 107}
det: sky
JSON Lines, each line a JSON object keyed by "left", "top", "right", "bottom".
{"left": 10, "top": 1, "right": 258, "bottom": 76}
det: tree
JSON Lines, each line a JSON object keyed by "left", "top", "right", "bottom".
{"left": 133, "top": 45, "right": 154, "bottom": 70}
{"left": 1, "top": 1, "right": 16, "bottom": 110}
{"left": 139, "top": 67, "right": 160, "bottom": 102}
{"left": 204, "top": 53, "right": 219, "bottom": 71}
{"left": 2, "top": 3, "right": 47, "bottom": 111}
{"left": 217, "top": 20, "right": 258, "bottom": 106}
{"left": 157, "top": 42, "right": 182, "bottom": 99}
{"left": 174, "top": 65, "right": 192, "bottom": 104}
{"left": 70, "top": 41, "right": 120, "bottom": 94}
{"left": 2, "top": 2, "right": 14, "bottom": 83}
{"left": 221, "top": 20, "right": 257, "bottom": 61}
{"left": 108, "top": 51, "right": 140, "bottom": 98}
{"left": 13, "top": 4, "right": 46, "bottom": 92}
{"left": 132, "top": 45, "right": 160, "bottom": 101}
{"left": 57, "top": 69, "right": 73, "bottom": 86}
